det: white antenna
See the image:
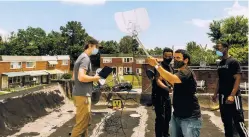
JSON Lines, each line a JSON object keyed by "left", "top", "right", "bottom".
{"left": 114, "top": 8, "right": 151, "bottom": 57}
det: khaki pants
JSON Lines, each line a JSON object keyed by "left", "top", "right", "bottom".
{"left": 70, "top": 96, "right": 91, "bottom": 137}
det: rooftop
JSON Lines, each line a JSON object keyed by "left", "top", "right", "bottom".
{"left": 101, "top": 54, "right": 162, "bottom": 58}
{"left": 0, "top": 55, "right": 70, "bottom": 62}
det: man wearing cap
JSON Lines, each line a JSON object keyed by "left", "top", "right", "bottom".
{"left": 70, "top": 39, "right": 102, "bottom": 137}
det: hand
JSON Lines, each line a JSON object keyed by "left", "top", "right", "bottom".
{"left": 226, "top": 96, "right": 235, "bottom": 104}
{"left": 147, "top": 57, "right": 159, "bottom": 67}
{"left": 212, "top": 94, "right": 218, "bottom": 102}
{"left": 169, "top": 88, "right": 173, "bottom": 93}
{"left": 93, "top": 74, "right": 101, "bottom": 82}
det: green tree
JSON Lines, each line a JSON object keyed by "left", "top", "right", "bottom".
{"left": 100, "top": 40, "right": 119, "bottom": 54}
{"left": 153, "top": 47, "right": 163, "bottom": 55}
{"left": 60, "top": 21, "right": 90, "bottom": 64}
{"left": 186, "top": 41, "right": 217, "bottom": 65}
{"left": 207, "top": 16, "right": 248, "bottom": 63}
{"left": 186, "top": 41, "right": 201, "bottom": 53}
{"left": 220, "top": 16, "right": 248, "bottom": 47}
{"left": 119, "top": 36, "right": 134, "bottom": 54}
{"left": 46, "top": 31, "right": 66, "bottom": 55}
{"left": 207, "top": 20, "right": 223, "bottom": 44}
{"left": 229, "top": 46, "right": 248, "bottom": 64}
{"left": 7, "top": 27, "right": 46, "bottom": 55}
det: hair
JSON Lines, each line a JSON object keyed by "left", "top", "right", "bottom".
{"left": 216, "top": 41, "right": 229, "bottom": 48}
{"left": 163, "top": 47, "right": 173, "bottom": 55}
{"left": 84, "top": 39, "right": 99, "bottom": 50}
{"left": 175, "top": 49, "right": 191, "bottom": 65}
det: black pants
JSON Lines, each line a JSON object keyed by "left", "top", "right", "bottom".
{"left": 154, "top": 95, "right": 172, "bottom": 137}
{"left": 219, "top": 94, "right": 249, "bottom": 137}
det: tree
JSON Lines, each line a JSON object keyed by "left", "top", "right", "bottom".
{"left": 186, "top": 41, "right": 217, "bottom": 65}
{"left": 220, "top": 16, "right": 248, "bottom": 47}
{"left": 7, "top": 27, "right": 47, "bottom": 56}
{"left": 46, "top": 31, "right": 66, "bottom": 55}
{"left": 100, "top": 40, "right": 119, "bottom": 54}
{"left": 186, "top": 41, "right": 201, "bottom": 53}
{"left": 207, "top": 20, "right": 223, "bottom": 44}
{"left": 229, "top": 46, "right": 248, "bottom": 64}
{"left": 119, "top": 36, "right": 134, "bottom": 54}
{"left": 60, "top": 21, "right": 90, "bottom": 64}
{"left": 207, "top": 15, "right": 248, "bottom": 63}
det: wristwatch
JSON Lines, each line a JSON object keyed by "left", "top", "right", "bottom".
{"left": 155, "top": 64, "right": 160, "bottom": 69}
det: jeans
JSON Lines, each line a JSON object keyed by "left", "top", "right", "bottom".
{"left": 170, "top": 115, "right": 202, "bottom": 137}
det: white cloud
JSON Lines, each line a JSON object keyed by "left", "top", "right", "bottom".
{"left": 61, "top": 0, "right": 106, "bottom": 5}
{"left": 0, "top": 28, "right": 10, "bottom": 41}
{"left": 185, "top": 19, "right": 212, "bottom": 28}
{"left": 186, "top": 1, "right": 248, "bottom": 28}
{"left": 224, "top": 0, "right": 248, "bottom": 17}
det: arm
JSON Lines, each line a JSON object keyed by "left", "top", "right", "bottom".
{"left": 230, "top": 74, "right": 241, "bottom": 96}
{"left": 72, "top": 71, "right": 74, "bottom": 80}
{"left": 230, "top": 60, "right": 242, "bottom": 96}
{"left": 78, "top": 68, "right": 100, "bottom": 83}
{"left": 156, "top": 66, "right": 181, "bottom": 85}
{"left": 157, "top": 76, "right": 170, "bottom": 90}
{"left": 147, "top": 57, "right": 181, "bottom": 85}
{"left": 226, "top": 60, "right": 242, "bottom": 104}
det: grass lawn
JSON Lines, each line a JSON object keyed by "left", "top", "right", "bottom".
{"left": 105, "top": 75, "right": 142, "bottom": 88}
{"left": 0, "top": 92, "right": 8, "bottom": 95}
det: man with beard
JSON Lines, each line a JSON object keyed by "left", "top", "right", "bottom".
{"left": 147, "top": 49, "right": 202, "bottom": 137}
{"left": 212, "top": 42, "right": 249, "bottom": 137}
{"left": 152, "top": 47, "right": 174, "bottom": 137}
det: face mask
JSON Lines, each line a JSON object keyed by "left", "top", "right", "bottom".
{"left": 91, "top": 48, "right": 99, "bottom": 55}
{"left": 174, "top": 60, "right": 185, "bottom": 69}
{"left": 163, "top": 58, "right": 172, "bottom": 65}
{"left": 216, "top": 50, "right": 223, "bottom": 57}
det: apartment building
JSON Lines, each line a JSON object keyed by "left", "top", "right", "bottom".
{"left": 100, "top": 54, "right": 162, "bottom": 76}
{"left": 0, "top": 55, "right": 70, "bottom": 90}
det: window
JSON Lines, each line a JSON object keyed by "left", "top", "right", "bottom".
{"left": 25, "top": 76, "right": 29, "bottom": 82}
{"left": 17, "top": 77, "right": 21, "bottom": 83}
{"left": 8, "top": 78, "right": 13, "bottom": 84}
{"left": 136, "top": 68, "right": 141, "bottom": 74}
{"left": 26, "top": 62, "right": 36, "bottom": 68}
{"left": 62, "top": 60, "right": 69, "bottom": 65}
{"left": 124, "top": 67, "right": 132, "bottom": 74}
{"left": 136, "top": 59, "right": 145, "bottom": 64}
{"left": 123, "top": 58, "right": 133, "bottom": 63}
{"left": 10, "top": 62, "right": 22, "bottom": 69}
{"left": 49, "top": 64, "right": 56, "bottom": 67}
{"left": 103, "top": 58, "right": 112, "bottom": 63}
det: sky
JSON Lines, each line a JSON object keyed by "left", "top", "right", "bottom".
{"left": 0, "top": 0, "right": 248, "bottom": 50}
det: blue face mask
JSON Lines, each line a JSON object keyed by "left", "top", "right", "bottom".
{"left": 216, "top": 50, "right": 223, "bottom": 57}
{"left": 91, "top": 48, "right": 99, "bottom": 55}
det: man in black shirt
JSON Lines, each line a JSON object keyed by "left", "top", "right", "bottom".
{"left": 212, "top": 42, "right": 249, "bottom": 137}
{"left": 152, "top": 47, "right": 174, "bottom": 137}
{"left": 148, "top": 49, "right": 202, "bottom": 137}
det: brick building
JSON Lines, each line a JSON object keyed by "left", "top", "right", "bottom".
{"left": 0, "top": 55, "right": 70, "bottom": 90}
{"left": 100, "top": 54, "right": 162, "bottom": 76}
{"left": 142, "top": 64, "right": 248, "bottom": 94}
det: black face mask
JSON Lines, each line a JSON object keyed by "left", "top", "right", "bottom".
{"left": 174, "top": 60, "right": 185, "bottom": 69}
{"left": 163, "top": 58, "right": 172, "bottom": 65}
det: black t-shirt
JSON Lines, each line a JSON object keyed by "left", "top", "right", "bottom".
{"left": 217, "top": 57, "right": 242, "bottom": 96}
{"left": 154, "top": 62, "right": 174, "bottom": 96}
{"left": 173, "top": 67, "right": 201, "bottom": 118}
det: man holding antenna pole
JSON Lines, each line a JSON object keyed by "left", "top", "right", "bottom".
{"left": 147, "top": 49, "right": 202, "bottom": 137}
